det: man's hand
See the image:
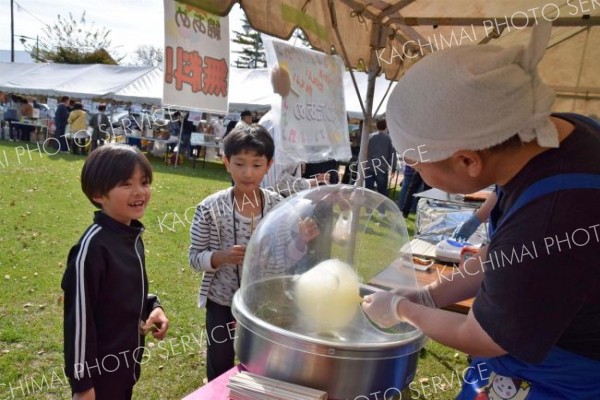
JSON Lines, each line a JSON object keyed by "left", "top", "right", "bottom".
{"left": 145, "top": 307, "right": 169, "bottom": 340}
{"left": 73, "top": 388, "right": 95, "bottom": 400}
{"left": 452, "top": 215, "right": 481, "bottom": 242}
{"left": 391, "top": 286, "right": 437, "bottom": 308}
{"left": 361, "top": 292, "right": 407, "bottom": 328}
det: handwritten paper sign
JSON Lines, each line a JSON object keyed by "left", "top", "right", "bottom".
{"left": 267, "top": 41, "right": 351, "bottom": 163}
{"left": 163, "top": 1, "right": 229, "bottom": 113}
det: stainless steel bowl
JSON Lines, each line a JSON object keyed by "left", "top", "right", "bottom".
{"left": 232, "top": 277, "right": 426, "bottom": 400}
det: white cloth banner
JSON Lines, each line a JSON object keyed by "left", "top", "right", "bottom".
{"left": 163, "top": 1, "right": 229, "bottom": 113}
{"left": 265, "top": 40, "right": 351, "bottom": 163}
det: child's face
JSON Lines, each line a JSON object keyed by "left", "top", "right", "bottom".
{"left": 93, "top": 165, "right": 151, "bottom": 225}
{"left": 224, "top": 150, "right": 272, "bottom": 194}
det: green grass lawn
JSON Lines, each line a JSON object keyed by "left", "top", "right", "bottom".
{"left": 0, "top": 141, "right": 467, "bottom": 399}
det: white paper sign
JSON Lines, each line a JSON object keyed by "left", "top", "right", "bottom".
{"left": 266, "top": 41, "right": 351, "bottom": 163}
{"left": 163, "top": 1, "right": 229, "bottom": 114}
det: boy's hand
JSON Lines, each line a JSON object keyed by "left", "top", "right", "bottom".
{"left": 298, "top": 218, "right": 320, "bottom": 245}
{"left": 145, "top": 308, "right": 169, "bottom": 340}
{"left": 210, "top": 245, "right": 246, "bottom": 268}
{"left": 73, "top": 388, "right": 95, "bottom": 400}
{"left": 224, "top": 245, "right": 246, "bottom": 265}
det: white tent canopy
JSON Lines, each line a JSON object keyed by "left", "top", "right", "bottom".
{"left": 111, "top": 67, "right": 163, "bottom": 104}
{"left": 0, "top": 62, "right": 393, "bottom": 118}
{"left": 0, "top": 62, "right": 40, "bottom": 83}
{"left": 0, "top": 63, "right": 156, "bottom": 100}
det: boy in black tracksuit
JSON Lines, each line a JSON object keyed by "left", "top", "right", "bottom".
{"left": 62, "top": 144, "right": 169, "bottom": 400}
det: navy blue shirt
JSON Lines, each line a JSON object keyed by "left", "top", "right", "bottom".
{"left": 474, "top": 114, "right": 600, "bottom": 363}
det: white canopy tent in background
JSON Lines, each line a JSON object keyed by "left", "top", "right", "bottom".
{"left": 0, "top": 63, "right": 156, "bottom": 100}
{"left": 227, "top": 68, "right": 274, "bottom": 113}
{"left": 0, "top": 62, "right": 394, "bottom": 118}
{"left": 111, "top": 67, "right": 164, "bottom": 104}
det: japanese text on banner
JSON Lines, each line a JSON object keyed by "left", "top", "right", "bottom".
{"left": 163, "top": 0, "right": 229, "bottom": 113}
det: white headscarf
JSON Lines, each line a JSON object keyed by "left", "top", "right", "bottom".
{"left": 386, "top": 22, "right": 557, "bottom": 162}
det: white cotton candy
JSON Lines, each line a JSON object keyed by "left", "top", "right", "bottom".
{"left": 294, "top": 259, "right": 360, "bottom": 331}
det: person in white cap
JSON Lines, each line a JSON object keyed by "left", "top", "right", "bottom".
{"left": 362, "top": 22, "right": 600, "bottom": 399}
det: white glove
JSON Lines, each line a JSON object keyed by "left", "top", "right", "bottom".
{"left": 361, "top": 291, "right": 406, "bottom": 328}
{"left": 392, "top": 286, "right": 437, "bottom": 308}
{"left": 415, "top": 286, "right": 437, "bottom": 308}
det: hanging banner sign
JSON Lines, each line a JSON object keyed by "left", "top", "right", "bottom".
{"left": 266, "top": 40, "right": 351, "bottom": 163}
{"left": 163, "top": 0, "right": 229, "bottom": 113}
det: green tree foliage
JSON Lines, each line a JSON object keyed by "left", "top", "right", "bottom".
{"left": 232, "top": 16, "right": 266, "bottom": 68}
{"left": 23, "top": 12, "right": 120, "bottom": 64}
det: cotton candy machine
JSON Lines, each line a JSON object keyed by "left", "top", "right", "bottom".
{"left": 232, "top": 185, "right": 427, "bottom": 399}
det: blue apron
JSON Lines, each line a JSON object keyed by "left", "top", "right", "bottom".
{"left": 458, "top": 172, "right": 600, "bottom": 400}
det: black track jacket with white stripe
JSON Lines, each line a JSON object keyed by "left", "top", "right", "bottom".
{"left": 62, "top": 211, "right": 161, "bottom": 394}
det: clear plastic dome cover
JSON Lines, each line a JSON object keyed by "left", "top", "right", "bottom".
{"left": 239, "top": 185, "right": 424, "bottom": 348}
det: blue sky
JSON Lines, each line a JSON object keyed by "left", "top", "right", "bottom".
{"left": 0, "top": 0, "right": 245, "bottom": 64}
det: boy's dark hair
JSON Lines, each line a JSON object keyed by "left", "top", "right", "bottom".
{"left": 72, "top": 102, "right": 83, "bottom": 110}
{"left": 376, "top": 119, "right": 387, "bottom": 131}
{"left": 81, "top": 144, "right": 153, "bottom": 208}
{"left": 60, "top": 96, "right": 70, "bottom": 103}
{"left": 241, "top": 110, "right": 252, "bottom": 118}
{"left": 98, "top": 104, "right": 106, "bottom": 112}
{"left": 223, "top": 124, "right": 274, "bottom": 162}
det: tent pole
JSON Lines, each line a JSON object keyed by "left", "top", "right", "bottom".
{"left": 10, "top": 0, "right": 14, "bottom": 62}
{"left": 355, "top": 17, "right": 384, "bottom": 187}
{"left": 372, "top": 62, "right": 403, "bottom": 129}
{"left": 355, "top": 60, "right": 378, "bottom": 187}
{"left": 174, "top": 113, "right": 184, "bottom": 168}
{"left": 327, "top": 0, "right": 383, "bottom": 186}
{"left": 328, "top": 0, "right": 367, "bottom": 117}
{"left": 346, "top": 46, "right": 380, "bottom": 265}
